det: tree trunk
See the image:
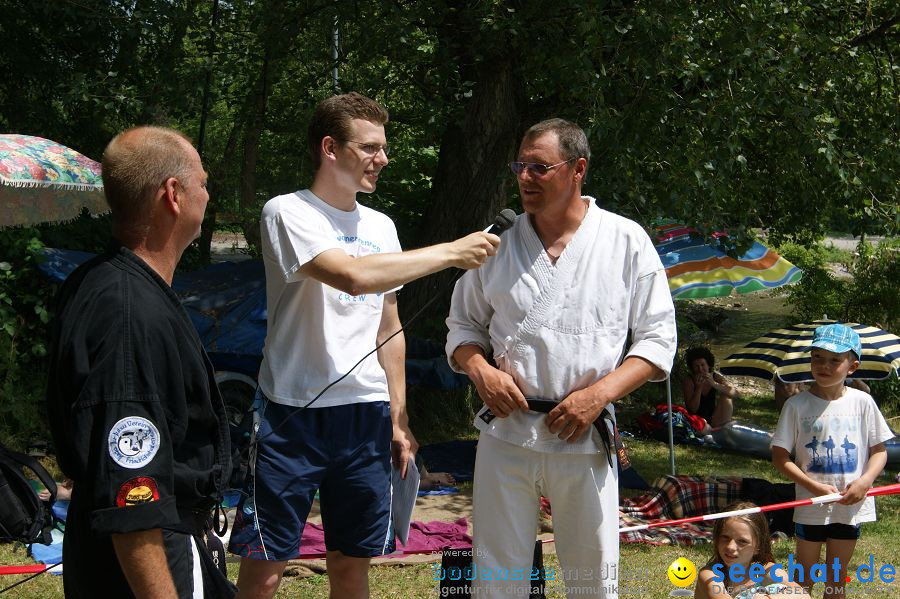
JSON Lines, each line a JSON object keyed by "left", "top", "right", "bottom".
{"left": 238, "top": 51, "right": 271, "bottom": 251}
{"left": 399, "top": 59, "right": 524, "bottom": 337}
{"left": 198, "top": 61, "right": 265, "bottom": 260}
{"left": 237, "top": 0, "right": 309, "bottom": 250}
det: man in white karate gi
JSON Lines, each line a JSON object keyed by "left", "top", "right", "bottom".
{"left": 446, "top": 118, "right": 677, "bottom": 598}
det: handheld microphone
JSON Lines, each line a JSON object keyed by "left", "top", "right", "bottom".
{"left": 484, "top": 208, "right": 517, "bottom": 235}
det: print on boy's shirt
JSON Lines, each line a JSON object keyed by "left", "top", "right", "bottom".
{"left": 337, "top": 292, "right": 380, "bottom": 303}
{"left": 337, "top": 235, "right": 382, "bottom": 257}
{"left": 336, "top": 234, "right": 384, "bottom": 304}
{"left": 804, "top": 434, "right": 858, "bottom": 474}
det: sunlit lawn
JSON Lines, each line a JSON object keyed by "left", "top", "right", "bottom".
{"left": 4, "top": 430, "right": 897, "bottom": 598}
{"left": 4, "top": 292, "right": 898, "bottom": 597}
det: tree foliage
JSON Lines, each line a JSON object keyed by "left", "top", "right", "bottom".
{"left": 778, "top": 238, "right": 899, "bottom": 331}
{"left": 0, "top": 0, "right": 896, "bottom": 332}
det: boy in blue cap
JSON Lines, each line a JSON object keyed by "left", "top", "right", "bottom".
{"left": 771, "top": 324, "right": 893, "bottom": 599}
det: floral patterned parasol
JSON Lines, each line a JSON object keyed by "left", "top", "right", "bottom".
{"left": 0, "top": 134, "right": 107, "bottom": 227}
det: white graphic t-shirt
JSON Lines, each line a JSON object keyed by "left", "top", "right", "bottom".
{"left": 772, "top": 388, "right": 894, "bottom": 525}
{"left": 257, "top": 189, "right": 402, "bottom": 408}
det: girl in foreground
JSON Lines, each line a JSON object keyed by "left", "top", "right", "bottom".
{"left": 695, "top": 502, "right": 810, "bottom": 599}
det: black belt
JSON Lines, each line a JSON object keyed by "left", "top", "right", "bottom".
{"left": 481, "top": 399, "right": 616, "bottom": 469}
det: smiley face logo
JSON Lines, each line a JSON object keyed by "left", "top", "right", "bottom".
{"left": 667, "top": 557, "right": 697, "bottom": 587}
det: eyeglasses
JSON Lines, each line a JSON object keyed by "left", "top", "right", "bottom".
{"left": 345, "top": 140, "right": 390, "bottom": 157}
{"left": 509, "top": 158, "right": 575, "bottom": 177}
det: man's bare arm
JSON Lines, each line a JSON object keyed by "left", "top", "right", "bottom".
{"left": 299, "top": 232, "right": 499, "bottom": 296}
{"left": 111, "top": 528, "right": 177, "bottom": 598}
{"left": 377, "top": 293, "right": 417, "bottom": 478}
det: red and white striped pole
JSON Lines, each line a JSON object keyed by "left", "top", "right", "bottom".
{"left": 0, "top": 563, "right": 60, "bottom": 576}
{"left": 618, "top": 482, "right": 900, "bottom": 533}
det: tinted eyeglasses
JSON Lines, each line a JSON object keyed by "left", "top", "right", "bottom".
{"left": 509, "top": 158, "right": 575, "bottom": 177}
{"left": 346, "top": 140, "right": 390, "bottom": 157}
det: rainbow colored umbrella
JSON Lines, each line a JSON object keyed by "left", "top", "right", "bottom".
{"left": 655, "top": 221, "right": 802, "bottom": 299}
{"left": 655, "top": 220, "right": 803, "bottom": 475}
{"left": 0, "top": 134, "right": 107, "bottom": 227}
{"left": 720, "top": 320, "right": 900, "bottom": 383}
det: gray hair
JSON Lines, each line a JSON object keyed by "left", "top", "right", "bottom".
{"left": 523, "top": 118, "right": 591, "bottom": 167}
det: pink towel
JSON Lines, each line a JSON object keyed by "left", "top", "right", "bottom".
{"left": 297, "top": 518, "right": 471, "bottom": 558}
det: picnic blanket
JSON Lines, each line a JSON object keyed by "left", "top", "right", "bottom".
{"left": 297, "top": 518, "right": 472, "bottom": 558}
{"left": 419, "top": 487, "right": 459, "bottom": 496}
{"left": 618, "top": 475, "right": 743, "bottom": 546}
{"left": 29, "top": 541, "right": 63, "bottom": 571}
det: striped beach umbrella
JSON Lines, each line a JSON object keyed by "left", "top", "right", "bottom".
{"left": 654, "top": 221, "right": 802, "bottom": 299}
{"left": 720, "top": 320, "right": 900, "bottom": 383}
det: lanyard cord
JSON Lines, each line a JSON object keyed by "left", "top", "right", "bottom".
{"left": 252, "top": 266, "right": 465, "bottom": 448}
{"left": 252, "top": 209, "right": 515, "bottom": 447}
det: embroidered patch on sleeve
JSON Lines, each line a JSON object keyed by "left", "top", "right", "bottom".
{"left": 108, "top": 416, "right": 161, "bottom": 469}
{"left": 115, "top": 476, "right": 161, "bottom": 507}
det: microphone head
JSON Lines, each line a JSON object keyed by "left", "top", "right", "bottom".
{"left": 493, "top": 209, "right": 517, "bottom": 234}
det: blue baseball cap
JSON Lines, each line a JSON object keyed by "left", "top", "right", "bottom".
{"left": 809, "top": 323, "right": 862, "bottom": 359}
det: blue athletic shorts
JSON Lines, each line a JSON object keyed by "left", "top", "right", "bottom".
{"left": 228, "top": 394, "right": 394, "bottom": 560}
{"left": 795, "top": 522, "right": 861, "bottom": 542}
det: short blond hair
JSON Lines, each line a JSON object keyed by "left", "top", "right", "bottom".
{"left": 101, "top": 126, "right": 194, "bottom": 229}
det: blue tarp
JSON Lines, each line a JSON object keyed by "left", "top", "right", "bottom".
{"left": 39, "top": 249, "right": 468, "bottom": 389}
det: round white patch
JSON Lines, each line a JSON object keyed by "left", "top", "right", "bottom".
{"left": 107, "top": 417, "right": 161, "bottom": 469}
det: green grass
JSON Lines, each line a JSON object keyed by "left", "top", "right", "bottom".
{"left": 5, "top": 432, "right": 897, "bottom": 598}
{"left": 694, "top": 290, "right": 797, "bottom": 362}
{"left": 270, "top": 433, "right": 900, "bottom": 598}
{"left": 819, "top": 243, "right": 856, "bottom": 265}
{"left": 4, "top": 284, "right": 900, "bottom": 597}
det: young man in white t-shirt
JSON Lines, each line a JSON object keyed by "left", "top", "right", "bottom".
{"left": 228, "top": 92, "right": 500, "bottom": 599}
{"left": 772, "top": 323, "right": 893, "bottom": 599}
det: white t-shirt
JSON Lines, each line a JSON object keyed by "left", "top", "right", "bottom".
{"left": 771, "top": 388, "right": 894, "bottom": 525}
{"left": 257, "top": 189, "right": 402, "bottom": 408}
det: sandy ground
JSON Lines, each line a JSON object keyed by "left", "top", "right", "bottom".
{"left": 210, "top": 231, "right": 250, "bottom": 262}
{"left": 824, "top": 234, "right": 885, "bottom": 252}
{"left": 303, "top": 488, "right": 475, "bottom": 530}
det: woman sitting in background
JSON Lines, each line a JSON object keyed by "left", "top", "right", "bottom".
{"left": 682, "top": 346, "right": 739, "bottom": 433}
